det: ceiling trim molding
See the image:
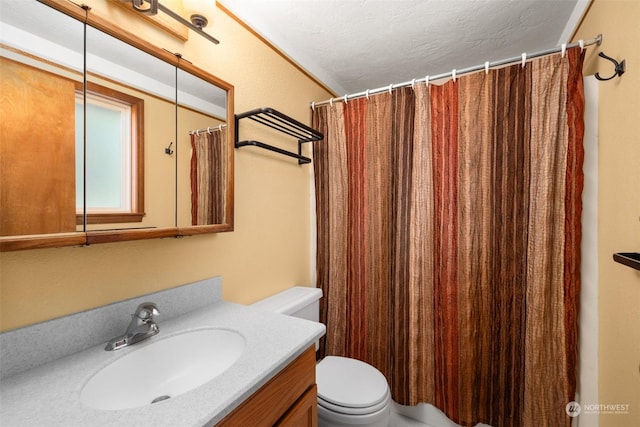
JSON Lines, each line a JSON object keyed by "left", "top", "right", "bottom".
{"left": 218, "top": 1, "right": 338, "bottom": 96}
{"left": 560, "top": 0, "right": 594, "bottom": 43}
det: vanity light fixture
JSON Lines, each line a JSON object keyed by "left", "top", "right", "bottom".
{"left": 189, "top": 13, "right": 208, "bottom": 29}
{"left": 184, "top": 0, "right": 216, "bottom": 29}
{"left": 128, "top": 0, "right": 157, "bottom": 15}
{"left": 120, "top": 0, "right": 219, "bottom": 44}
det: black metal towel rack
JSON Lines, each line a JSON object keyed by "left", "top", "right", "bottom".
{"left": 613, "top": 252, "right": 640, "bottom": 271}
{"left": 235, "top": 107, "right": 323, "bottom": 164}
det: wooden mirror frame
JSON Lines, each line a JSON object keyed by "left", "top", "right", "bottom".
{"left": 0, "top": 0, "right": 234, "bottom": 251}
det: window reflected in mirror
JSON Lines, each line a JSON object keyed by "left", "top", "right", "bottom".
{"left": 75, "top": 83, "right": 145, "bottom": 224}
{"left": 84, "top": 24, "right": 177, "bottom": 232}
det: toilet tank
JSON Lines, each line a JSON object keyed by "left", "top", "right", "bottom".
{"left": 251, "top": 286, "right": 322, "bottom": 322}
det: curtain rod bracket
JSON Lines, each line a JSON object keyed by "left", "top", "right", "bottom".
{"left": 595, "top": 34, "right": 603, "bottom": 46}
{"left": 595, "top": 52, "right": 625, "bottom": 81}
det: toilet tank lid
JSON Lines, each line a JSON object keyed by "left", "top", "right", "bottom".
{"left": 251, "top": 286, "right": 322, "bottom": 315}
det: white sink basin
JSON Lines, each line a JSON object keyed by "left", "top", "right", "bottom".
{"left": 81, "top": 328, "right": 245, "bottom": 410}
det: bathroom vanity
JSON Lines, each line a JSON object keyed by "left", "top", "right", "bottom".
{"left": 0, "top": 277, "right": 324, "bottom": 426}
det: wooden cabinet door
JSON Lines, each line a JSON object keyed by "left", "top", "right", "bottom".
{"left": 1, "top": 57, "right": 77, "bottom": 235}
{"left": 276, "top": 385, "right": 317, "bottom": 427}
{"left": 217, "top": 347, "right": 316, "bottom": 427}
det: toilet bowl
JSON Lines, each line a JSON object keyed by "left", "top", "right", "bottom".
{"left": 251, "top": 287, "right": 391, "bottom": 427}
{"left": 316, "top": 356, "right": 391, "bottom": 427}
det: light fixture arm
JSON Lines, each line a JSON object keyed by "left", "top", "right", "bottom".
{"left": 132, "top": 0, "right": 157, "bottom": 15}
{"left": 157, "top": 2, "right": 218, "bottom": 44}
{"left": 121, "top": 0, "right": 219, "bottom": 45}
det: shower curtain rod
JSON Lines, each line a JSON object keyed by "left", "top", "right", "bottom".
{"left": 312, "top": 34, "right": 603, "bottom": 108}
{"left": 188, "top": 124, "right": 227, "bottom": 135}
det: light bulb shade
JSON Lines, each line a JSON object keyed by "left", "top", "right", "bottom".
{"left": 183, "top": 0, "right": 216, "bottom": 24}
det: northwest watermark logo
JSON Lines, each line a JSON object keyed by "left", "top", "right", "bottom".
{"left": 566, "top": 401, "right": 581, "bottom": 417}
{"left": 566, "top": 401, "right": 630, "bottom": 417}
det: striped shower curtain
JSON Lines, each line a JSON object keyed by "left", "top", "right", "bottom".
{"left": 312, "top": 48, "right": 584, "bottom": 427}
{"left": 190, "top": 130, "right": 227, "bottom": 225}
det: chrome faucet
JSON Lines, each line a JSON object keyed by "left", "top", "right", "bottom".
{"left": 105, "top": 302, "right": 160, "bottom": 351}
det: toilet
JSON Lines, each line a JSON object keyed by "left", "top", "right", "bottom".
{"left": 252, "top": 287, "right": 391, "bottom": 427}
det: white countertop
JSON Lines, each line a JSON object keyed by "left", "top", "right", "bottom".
{"left": 0, "top": 301, "right": 325, "bottom": 426}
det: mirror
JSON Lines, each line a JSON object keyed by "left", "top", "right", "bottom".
{"left": 0, "top": 0, "right": 85, "bottom": 245}
{"left": 0, "top": 0, "right": 234, "bottom": 251}
{"left": 84, "top": 24, "right": 177, "bottom": 231}
{"left": 176, "top": 69, "right": 229, "bottom": 227}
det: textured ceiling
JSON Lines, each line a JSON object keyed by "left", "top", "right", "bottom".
{"left": 222, "top": 0, "right": 590, "bottom": 96}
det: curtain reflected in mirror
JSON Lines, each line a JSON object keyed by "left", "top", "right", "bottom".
{"left": 190, "top": 130, "right": 227, "bottom": 225}
{"left": 176, "top": 68, "right": 228, "bottom": 228}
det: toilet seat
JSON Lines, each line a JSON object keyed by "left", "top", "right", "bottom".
{"left": 318, "top": 392, "right": 391, "bottom": 415}
{"left": 316, "top": 356, "right": 391, "bottom": 416}
{"left": 317, "top": 398, "right": 391, "bottom": 425}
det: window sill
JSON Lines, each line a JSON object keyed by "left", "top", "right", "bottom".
{"left": 76, "top": 212, "right": 145, "bottom": 225}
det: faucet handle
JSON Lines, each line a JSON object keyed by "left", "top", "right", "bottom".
{"left": 134, "top": 302, "right": 159, "bottom": 320}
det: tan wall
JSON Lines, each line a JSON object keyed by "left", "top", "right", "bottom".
{"left": 0, "top": 0, "right": 332, "bottom": 331}
{"left": 573, "top": 1, "right": 640, "bottom": 425}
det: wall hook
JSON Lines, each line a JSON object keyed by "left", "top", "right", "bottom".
{"left": 595, "top": 52, "right": 626, "bottom": 81}
{"left": 165, "top": 142, "right": 174, "bottom": 155}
